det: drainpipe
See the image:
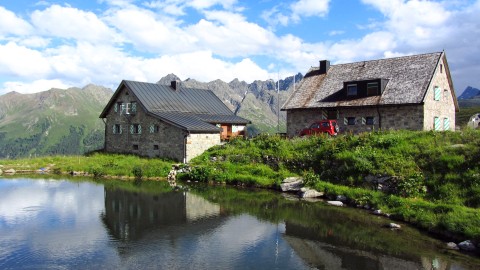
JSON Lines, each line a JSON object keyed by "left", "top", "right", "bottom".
{"left": 376, "top": 106, "right": 382, "bottom": 130}
{"left": 183, "top": 131, "right": 190, "bottom": 164}
{"left": 102, "top": 118, "right": 107, "bottom": 151}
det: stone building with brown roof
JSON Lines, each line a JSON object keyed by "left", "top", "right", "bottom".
{"left": 282, "top": 52, "right": 458, "bottom": 137}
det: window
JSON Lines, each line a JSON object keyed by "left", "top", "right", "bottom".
{"left": 366, "top": 117, "right": 375, "bottom": 125}
{"left": 434, "top": 117, "right": 441, "bottom": 131}
{"left": 347, "top": 84, "right": 357, "bottom": 96}
{"left": 153, "top": 145, "right": 159, "bottom": 150}
{"left": 443, "top": 117, "right": 450, "bottom": 131}
{"left": 133, "top": 144, "right": 138, "bottom": 150}
{"left": 434, "top": 86, "right": 441, "bottom": 101}
{"left": 344, "top": 117, "right": 356, "bottom": 125}
{"left": 119, "top": 102, "right": 137, "bottom": 114}
{"left": 113, "top": 124, "right": 122, "bottom": 134}
{"left": 149, "top": 124, "right": 160, "bottom": 133}
{"left": 130, "top": 124, "right": 141, "bottom": 134}
{"left": 310, "top": 123, "right": 320, "bottom": 129}
{"left": 367, "top": 82, "right": 379, "bottom": 96}
{"left": 440, "top": 64, "right": 443, "bottom": 73}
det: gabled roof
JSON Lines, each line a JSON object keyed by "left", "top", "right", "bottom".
{"left": 283, "top": 52, "right": 457, "bottom": 110}
{"left": 100, "top": 80, "right": 250, "bottom": 132}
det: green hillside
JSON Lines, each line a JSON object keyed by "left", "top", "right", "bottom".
{"left": 0, "top": 85, "right": 112, "bottom": 158}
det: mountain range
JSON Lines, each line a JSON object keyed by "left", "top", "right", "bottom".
{"left": 0, "top": 74, "right": 302, "bottom": 158}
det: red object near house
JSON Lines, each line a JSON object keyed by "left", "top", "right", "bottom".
{"left": 299, "top": 120, "right": 339, "bottom": 136}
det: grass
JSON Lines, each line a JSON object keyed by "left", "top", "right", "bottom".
{"left": 0, "top": 153, "right": 174, "bottom": 179}
{"left": 185, "top": 129, "right": 480, "bottom": 240}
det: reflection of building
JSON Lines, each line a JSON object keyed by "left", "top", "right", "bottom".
{"left": 102, "top": 188, "right": 222, "bottom": 241}
{"left": 284, "top": 221, "right": 451, "bottom": 270}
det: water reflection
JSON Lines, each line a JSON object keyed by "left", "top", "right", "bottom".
{"left": 102, "top": 188, "right": 223, "bottom": 241}
{"left": 1, "top": 178, "right": 479, "bottom": 270}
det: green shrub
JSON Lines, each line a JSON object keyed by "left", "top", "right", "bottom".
{"left": 189, "top": 166, "right": 212, "bottom": 182}
{"left": 132, "top": 165, "right": 143, "bottom": 179}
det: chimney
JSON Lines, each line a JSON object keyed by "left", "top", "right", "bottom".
{"left": 319, "top": 60, "right": 330, "bottom": 74}
{"left": 171, "top": 80, "right": 180, "bottom": 90}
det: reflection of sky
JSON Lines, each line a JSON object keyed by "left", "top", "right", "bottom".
{"left": 0, "top": 178, "right": 118, "bottom": 269}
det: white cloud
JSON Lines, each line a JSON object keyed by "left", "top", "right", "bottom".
{"left": 291, "top": 0, "right": 330, "bottom": 22}
{"left": 0, "top": 42, "right": 51, "bottom": 78}
{"left": 30, "top": 5, "right": 121, "bottom": 44}
{"left": 0, "top": 6, "right": 33, "bottom": 36}
{"left": 1, "top": 79, "right": 72, "bottom": 95}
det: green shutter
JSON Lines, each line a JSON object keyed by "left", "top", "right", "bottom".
{"left": 434, "top": 117, "right": 441, "bottom": 131}
{"left": 321, "top": 110, "right": 327, "bottom": 120}
{"left": 149, "top": 125, "right": 154, "bottom": 133}
{"left": 119, "top": 125, "right": 122, "bottom": 134}
{"left": 113, "top": 125, "right": 116, "bottom": 134}
{"left": 344, "top": 117, "right": 348, "bottom": 125}
{"left": 130, "top": 125, "right": 134, "bottom": 134}
{"left": 361, "top": 117, "right": 366, "bottom": 125}
{"left": 434, "top": 87, "right": 441, "bottom": 101}
{"left": 138, "top": 125, "right": 142, "bottom": 134}
{"left": 132, "top": 102, "right": 137, "bottom": 113}
{"left": 443, "top": 117, "right": 450, "bottom": 130}
{"left": 114, "top": 103, "right": 118, "bottom": 113}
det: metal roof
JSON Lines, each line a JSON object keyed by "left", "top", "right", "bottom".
{"left": 283, "top": 52, "right": 455, "bottom": 110}
{"left": 100, "top": 80, "right": 250, "bottom": 132}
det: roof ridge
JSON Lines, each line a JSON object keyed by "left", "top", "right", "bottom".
{"left": 330, "top": 51, "right": 442, "bottom": 67}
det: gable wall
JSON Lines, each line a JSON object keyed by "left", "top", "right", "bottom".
{"left": 104, "top": 86, "right": 186, "bottom": 161}
{"left": 422, "top": 58, "right": 456, "bottom": 131}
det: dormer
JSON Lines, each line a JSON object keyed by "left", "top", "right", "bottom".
{"left": 343, "top": 78, "right": 388, "bottom": 98}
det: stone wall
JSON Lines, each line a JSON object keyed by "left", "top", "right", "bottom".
{"left": 286, "top": 105, "right": 425, "bottom": 137}
{"left": 185, "top": 133, "right": 220, "bottom": 162}
{"left": 422, "top": 58, "right": 456, "bottom": 131}
{"left": 104, "top": 85, "right": 221, "bottom": 162}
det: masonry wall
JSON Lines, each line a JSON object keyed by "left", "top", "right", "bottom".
{"left": 185, "top": 133, "right": 220, "bottom": 162}
{"left": 104, "top": 86, "right": 187, "bottom": 162}
{"left": 286, "top": 104, "right": 425, "bottom": 137}
{"left": 422, "top": 58, "right": 456, "bottom": 131}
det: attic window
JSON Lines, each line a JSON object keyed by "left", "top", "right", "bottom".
{"left": 367, "top": 82, "right": 379, "bottom": 96}
{"left": 347, "top": 84, "right": 357, "bottom": 96}
{"left": 440, "top": 64, "right": 443, "bottom": 73}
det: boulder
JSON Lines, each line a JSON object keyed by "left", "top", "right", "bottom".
{"left": 458, "top": 240, "right": 476, "bottom": 251}
{"left": 299, "top": 188, "right": 324, "bottom": 198}
{"left": 0, "top": 169, "right": 2, "bottom": 175}
{"left": 280, "top": 177, "right": 304, "bottom": 192}
{"left": 4, "top": 169, "right": 16, "bottom": 174}
{"left": 446, "top": 242, "right": 459, "bottom": 250}
{"left": 373, "top": 209, "right": 382, "bottom": 215}
{"left": 336, "top": 195, "right": 347, "bottom": 202}
{"left": 389, "top": 223, "right": 401, "bottom": 229}
{"left": 327, "top": 201, "right": 343, "bottom": 207}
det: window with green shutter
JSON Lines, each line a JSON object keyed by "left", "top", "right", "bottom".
{"left": 131, "top": 102, "right": 137, "bottom": 114}
{"left": 443, "top": 117, "right": 450, "bottom": 131}
{"left": 434, "top": 117, "right": 441, "bottom": 131}
{"left": 434, "top": 86, "right": 441, "bottom": 101}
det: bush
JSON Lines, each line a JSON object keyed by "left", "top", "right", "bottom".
{"left": 132, "top": 165, "right": 143, "bottom": 179}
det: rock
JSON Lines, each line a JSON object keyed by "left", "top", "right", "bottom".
{"left": 0, "top": 169, "right": 2, "bottom": 175}
{"left": 458, "top": 240, "right": 476, "bottom": 251}
{"left": 300, "top": 188, "right": 324, "bottom": 198}
{"left": 327, "top": 201, "right": 343, "bottom": 207}
{"left": 280, "top": 177, "right": 304, "bottom": 192}
{"left": 4, "top": 169, "right": 16, "bottom": 174}
{"left": 336, "top": 195, "right": 347, "bottom": 202}
{"left": 389, "top": 223, "right": 401, "bottom": 229}
{"left": 446, "top": 242, "right": 459, "bottom": 250}
{"left": 373, "top": 209, "right": 382, "bottom": 215}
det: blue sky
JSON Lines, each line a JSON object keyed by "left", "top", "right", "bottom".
{"left": 0, "top": 0, "right": 479, "bottom": 95}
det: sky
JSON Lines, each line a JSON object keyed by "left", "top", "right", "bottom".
{"left": 0, "top": 0, "right": 479, "bottom": 95}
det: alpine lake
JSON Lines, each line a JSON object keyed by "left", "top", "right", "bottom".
{"left": 1, "top": 176, "right": 480, "bottom": 270}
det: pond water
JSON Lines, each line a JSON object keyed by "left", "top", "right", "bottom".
{"left": 0, "top": 176, "right": 479, "bottom": 270}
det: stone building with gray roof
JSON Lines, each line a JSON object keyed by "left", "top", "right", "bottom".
{"left": 100, "top": 80, "right": 250, "bottom": 162}
{"left": 282, "top": 51, "right": 458, "bottom": 137}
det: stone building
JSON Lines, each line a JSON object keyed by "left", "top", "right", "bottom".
{"left": 282, "top": 52, "right": 458, "bottom": 137}
{"left": 99, "top": 80, "right": 250, "bottom": 162}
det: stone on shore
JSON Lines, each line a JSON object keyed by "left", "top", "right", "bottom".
{"left": 299, "top": 187, "right": 324, "bottom": 198}
{"left": 327, "top": 201, "right": 343, "bottom": 207}
{"left": 458, "top": 240, "right": 476, "bottom": 251}
{"left": 280, "top": 177, "right": 304, "bottom": 192}
{"left": 373, "top": 209, "right": 382, "bottom": 215}
{"left": 389, "top": 223, "right": 401, "bottom": 229}
{"left": 336, "top": 195, "right": 347, "bottom": 202}
{"left": 0, "top": 169, "right": 2, "bottom": 175}
{"left": 4, "top": 169, "right": 16, "bottom": 174}
{"left": 446, "top": 242, "right": 459, "bottom": 250}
